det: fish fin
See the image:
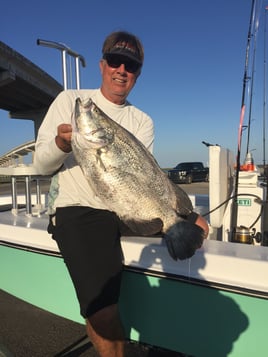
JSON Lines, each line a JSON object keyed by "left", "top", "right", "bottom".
{"left": 95, "top": 150, "right": 107, "bottom": 171}
{"left": 120, "top": 218, "right": 163, "bottom": 236}
{"left": 164, "top": 220, "right": 205, "bottom": 261}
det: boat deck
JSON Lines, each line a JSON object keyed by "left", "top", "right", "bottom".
{"left": 0, "top": 288, "right": 184, "bottom": 357}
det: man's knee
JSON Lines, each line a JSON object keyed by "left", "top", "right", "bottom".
{"left": 87, "top": 304, "right": 124, "bottom": 340}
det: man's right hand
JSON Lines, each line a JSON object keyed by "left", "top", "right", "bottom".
{"left": 55, "top": 124, "right": 72, "bottom": 153}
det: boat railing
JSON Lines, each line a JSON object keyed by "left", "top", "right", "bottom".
{"left": 0, "top": 166, "right": 50, "bottom": 216}
{"left": 37, "top": 39, "right": 86, "bottom": 90}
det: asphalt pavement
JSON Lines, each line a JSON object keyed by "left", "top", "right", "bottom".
{"left": 0, "top": 181, "right": 209, "bottom": 197}
{"left": 178, "top": 182, "right": 209, "bottom": 196}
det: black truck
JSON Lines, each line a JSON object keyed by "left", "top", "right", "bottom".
{"left": 167, "top": 162, "right": 209, "bottom": 184}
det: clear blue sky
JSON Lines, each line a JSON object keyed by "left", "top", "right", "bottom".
{"left": 1, "top": 0, "right": 267, "bottom": 167}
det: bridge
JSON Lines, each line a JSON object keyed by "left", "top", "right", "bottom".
{"left": 0, "top": 40, "right": 63, "bottom": 169}
{"left": 0, "top": 140, "right": 35, "bottom": 168}
{"left": 0, "top": 40, "right": 62, "bottom": 136}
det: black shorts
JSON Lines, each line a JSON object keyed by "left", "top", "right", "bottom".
{"left": 49, "top": 206, "right": 123, "bottom": 318}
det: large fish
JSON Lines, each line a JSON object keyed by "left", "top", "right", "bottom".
{"left": 71, "top": 98, "right": 205, "bottom": 260}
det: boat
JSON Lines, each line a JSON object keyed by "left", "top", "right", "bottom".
{"left": 1, "top": 3, "right": 268, "bottom": 356}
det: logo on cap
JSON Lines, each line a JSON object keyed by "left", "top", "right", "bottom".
{"left": 113, "top": 41, "right": 137, "bottom": 55}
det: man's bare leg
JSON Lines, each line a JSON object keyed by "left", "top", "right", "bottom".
{"left": 86, "top": 304, "right": 125, "bottom": 357}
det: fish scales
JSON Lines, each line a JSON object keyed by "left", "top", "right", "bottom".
{"left": 72, "top": 98, "right": 185, "bottom": 229}
{"left": 72, "top": 97, "right": 205, "bottom": 260}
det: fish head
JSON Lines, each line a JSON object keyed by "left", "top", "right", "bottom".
{"left": 73, "top": 97, "right": 114, "bottom": 149}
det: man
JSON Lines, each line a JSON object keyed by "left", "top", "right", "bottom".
{"left": 34, "top": 31, "right": 208, "bottom": 357}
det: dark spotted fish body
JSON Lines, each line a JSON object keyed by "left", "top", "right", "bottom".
{"left": 71, "top": 98, "right": 204, "bottom": 260}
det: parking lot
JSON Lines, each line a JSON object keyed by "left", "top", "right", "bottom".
{"left": 1, "top": 181, "right": 209, "bottom": 196}
{"left": 178, "top": 182, "right": 209, "bottom": 196}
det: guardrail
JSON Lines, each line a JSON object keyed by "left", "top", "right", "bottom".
{"left": 0, "top": 166, "right": 51, "bottom": 216}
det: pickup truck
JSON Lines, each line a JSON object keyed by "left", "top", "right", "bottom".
{"left": 167, "top": 162, "right": 209, "bottom": 184}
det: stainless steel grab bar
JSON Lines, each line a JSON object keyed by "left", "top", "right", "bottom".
{"left": 37, "top": 39, "right": 86, "bottom": 90}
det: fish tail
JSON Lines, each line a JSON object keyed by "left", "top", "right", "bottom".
{"left": 164, "top": 220, "right": 205, "bottom": 261}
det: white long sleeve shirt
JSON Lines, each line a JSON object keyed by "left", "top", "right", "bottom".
{"left": 34, "top": 89, "right": 154, "bottom": 214}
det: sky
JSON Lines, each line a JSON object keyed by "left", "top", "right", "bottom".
{"left": 1, "top": 0, "right": 268, "bottom": 167}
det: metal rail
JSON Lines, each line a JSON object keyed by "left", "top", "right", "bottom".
{"left": 37, "top": 39, "right": 86, "bottom": 90}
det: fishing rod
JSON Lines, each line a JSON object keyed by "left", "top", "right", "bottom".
{"left": 263, "top": 7, "right": 268, "bottom": 192}
{"left": 246, "top": 9, "right": 260, "bottom": 154}
{"left": 230, "top": 0, "right": 257, "bottom": 242}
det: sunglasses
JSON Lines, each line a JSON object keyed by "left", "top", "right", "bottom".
{"left": 103, "top": 54, "right": 141, "bottom": 74}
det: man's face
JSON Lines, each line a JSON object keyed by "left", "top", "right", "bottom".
{"left": 100, "top": 54, "right": 141, "bottom": 104}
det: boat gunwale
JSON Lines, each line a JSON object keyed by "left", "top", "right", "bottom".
{"left": 1, "top": 239, "right": 268, "bottom": 300}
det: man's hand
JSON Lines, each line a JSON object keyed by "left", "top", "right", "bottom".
{"left": 55, "top": 124, "right": 72, "bottom": 153}
{"left": 195, "top": 215, "right": 209, "bottom": 239}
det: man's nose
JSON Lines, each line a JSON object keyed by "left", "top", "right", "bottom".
{"left": 117, "top": 63, "right": 126, "bottom": 72}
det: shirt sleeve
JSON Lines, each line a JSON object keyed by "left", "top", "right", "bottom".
{"left": 34, "top": 91, "right": 72, "bottom": 175}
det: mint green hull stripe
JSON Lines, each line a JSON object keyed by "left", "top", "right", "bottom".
{"left": 1, "top": 245, "right": 268, "bottom": 356}
{"left": 0, "top": 245, "right": 83, "bottom": 324}
{"left": 120, "top": 272, "right": 268, "bottom": 356}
